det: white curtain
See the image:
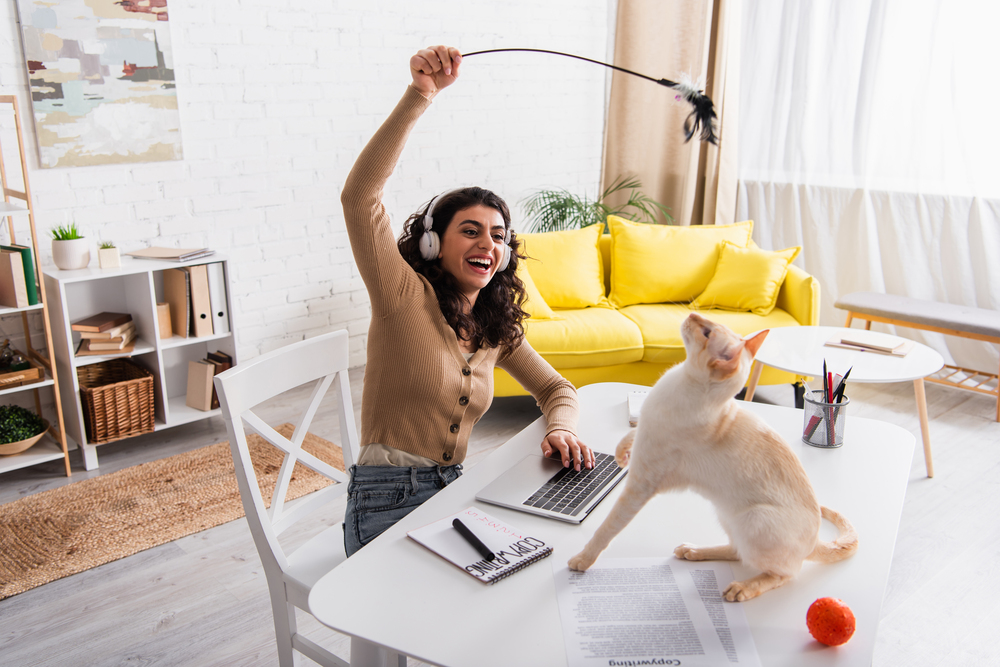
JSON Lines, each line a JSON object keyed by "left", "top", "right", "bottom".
{"left": 737, "top": 0, "right": 1000, "bottom": 373}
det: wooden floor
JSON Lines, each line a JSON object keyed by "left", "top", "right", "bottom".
{"left": 1, "top": 369, "right": 998, "bottom": 667}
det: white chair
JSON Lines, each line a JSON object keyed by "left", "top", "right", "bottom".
{"left": 214, "top": 330, "right": 404, "bottom": 667}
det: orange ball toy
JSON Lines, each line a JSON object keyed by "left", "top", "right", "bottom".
{"left": 806, "top": 597, "right": 856, "bottom": 646}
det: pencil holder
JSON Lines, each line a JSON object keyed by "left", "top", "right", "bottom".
{"left": 802, "top": 390, "right": 849, "bottom": 448}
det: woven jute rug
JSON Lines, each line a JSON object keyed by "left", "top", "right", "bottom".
{"left": 0, "top": 424, "right": 343, "bottom": 600}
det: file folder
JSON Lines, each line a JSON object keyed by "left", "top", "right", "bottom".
{"left": 188, "top": 264, "right": 214, "bottom": 338}
{"left": 205, "top": 262, "right": 230, "bottom": 335}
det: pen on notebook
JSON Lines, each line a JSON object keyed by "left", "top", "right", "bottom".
{"left": 453, "top": 518, "right": 495, "bottom": 562}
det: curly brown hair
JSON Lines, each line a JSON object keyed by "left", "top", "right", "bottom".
{"left": 397, "top": 187, "right": 528, "bottom": 352}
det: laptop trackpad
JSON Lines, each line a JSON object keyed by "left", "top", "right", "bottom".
{"left": 478, "top": 453, "right": 565, "bottom": 504}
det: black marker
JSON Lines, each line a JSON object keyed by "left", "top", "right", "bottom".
{"left": 453, "top": 518, "right": 495, "bottom": 561}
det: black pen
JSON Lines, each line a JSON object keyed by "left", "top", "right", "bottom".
{"left": 452, "top": 518, "right": 495, "bottom": 561}
{"left": 834, "top": 366, "right": 852, "bottom": 403}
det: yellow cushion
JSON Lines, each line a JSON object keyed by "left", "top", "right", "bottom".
{"left": 692, "top": 242, "right": 801, "bottom": 316}
{"left": 522, "top": 307, "right": 644, "bottom": 369}
{"left": 519, "top": 224, "right": 608, "bottom": 309}
{"left": 618, "top": 303, "right": 802, "bottom": 364}
{"left": 608, "top": 216, "right": 754, "bottom": 306}
{"left": 516, "top": 261, "right": 559, "bottom": 320}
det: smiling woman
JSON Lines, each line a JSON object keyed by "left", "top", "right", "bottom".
{"left": 338, "top": 45, "right": 596, "bottom": 557}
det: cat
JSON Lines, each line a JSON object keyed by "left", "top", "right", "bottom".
{"left": 567, "top": 312, "right": 858, "bottom": 602}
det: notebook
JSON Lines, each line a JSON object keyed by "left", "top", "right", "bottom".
{"left": 476, "top": 447, "right": 627, "bottom": 524}
{"left": 407, "top": 507, "right": 553, "bottom": 584}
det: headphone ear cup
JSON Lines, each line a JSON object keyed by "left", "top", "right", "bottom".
{"left": 497, "top": 243, "right": 510, "bottom": 272}
{"left": 496, "top": 228, "right": 512, "bottom": 272}
{"left": 419, "top": 229, "right": 440, "bottom": 261}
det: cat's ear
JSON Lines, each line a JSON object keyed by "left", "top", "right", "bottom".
{"left": 743, "top": 329, "right": 769, "bottom": 358}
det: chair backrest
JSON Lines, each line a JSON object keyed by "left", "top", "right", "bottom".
{"left": 214, "top": 330, "right": 360, "bottom": 572}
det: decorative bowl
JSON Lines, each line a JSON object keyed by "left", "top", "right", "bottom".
{"left": 0, "top": 419, "right": 49, "bottom": 456}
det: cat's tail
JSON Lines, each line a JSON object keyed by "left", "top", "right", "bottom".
{"left": 615, "top": 429, "right": 636, "bottom": 468}
{"left": 809, "top": 506, "right": 859, "bottom": 563}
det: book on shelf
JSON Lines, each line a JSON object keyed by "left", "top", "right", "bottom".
{"left": 407, "top": 506, "right": 553, "bottom": 585}
{"left": 1, "top": 244, "right": 38, "bottom": 305}
{"left": 0, "top": 248, "right": 29, "bottom": 308}
{"left": 185, "top": 360, "right": 216, "bottom": 411}
{"left": 71, "top": 312, "right": 132, "bottom": 333}
{"left": 79, "top": 321, "right": 136, "bottom": 340}
{"left": 205, "top": 351, "right": 233, "bottom": 410}
{"left": 126, "top": 246, "right": 215, "bottom": 262}
{"left": 83, "top": 327, "right": 137, "bottom": 351}
{"left": 825, "top": 332, "right": 915, "bottom": 357}
{"left": 76, "top": 338, "right": 136, "bottom": 356}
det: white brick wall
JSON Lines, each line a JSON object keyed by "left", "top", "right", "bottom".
{"left": 0, "top": 0, "right": 612, "bottom": 369}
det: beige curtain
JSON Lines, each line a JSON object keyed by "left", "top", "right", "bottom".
{"left": 602, "top": 0, "right": 740, "bottom": 226}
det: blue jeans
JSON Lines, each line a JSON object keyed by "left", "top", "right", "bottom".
{"left": 344, "top": 464, "right": 463, "bottom": 557}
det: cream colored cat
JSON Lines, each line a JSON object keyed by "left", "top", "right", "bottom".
{"left": 567, "top": 312, "right": 858, "bottom": 602}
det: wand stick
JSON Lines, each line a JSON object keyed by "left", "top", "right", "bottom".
{"left": 461, "top": 48, "right": 719, "bottom": 144}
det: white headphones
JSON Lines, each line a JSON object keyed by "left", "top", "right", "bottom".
{"left": 419, "top": 188, "right": 512, "bottom": 272}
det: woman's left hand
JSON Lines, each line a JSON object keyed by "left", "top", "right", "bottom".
{"left": 541, "top": 430, "right": 595, "bottom": 471}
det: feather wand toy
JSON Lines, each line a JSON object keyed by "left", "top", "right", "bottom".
{"left": 461, "top": 48, "right": 719, "bottom": 144}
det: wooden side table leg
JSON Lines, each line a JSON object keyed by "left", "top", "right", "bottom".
{"left": 744, "top": 361, "right": 763, "bottom": 402}
{"left": 914, "top": 378, "right": 934, "bottom": 478}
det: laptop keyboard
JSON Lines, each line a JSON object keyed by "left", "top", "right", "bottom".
{"left": 523, "top": 451, "right": 623, "bottom": 517}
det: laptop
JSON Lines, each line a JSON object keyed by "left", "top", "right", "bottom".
{"left": 475, "top": 449, "right": 627, "bottom": 524}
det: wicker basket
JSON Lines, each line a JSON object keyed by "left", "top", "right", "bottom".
{"left": 77, "top": 359, "right": 155, "bottom": 444}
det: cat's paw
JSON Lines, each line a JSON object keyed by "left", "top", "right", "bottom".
{"left": 723, "top": 581, "right": 760, "bottom": 602}
{"left": 674, "top": 543, "right": 705, "bottom": 560}
{"left": 568, "top": 552, "right": 596, "bottom": 572}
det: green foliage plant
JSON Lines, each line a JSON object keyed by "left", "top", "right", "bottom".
{"left": 50, "top": 223, "right": 82, "bottom": 241}
{"left": 521, "top": 175, "right": 673, "bottom": 233}
{"left": 0, "top": 404, "right": 46, "bottom": 444}
{"left": 99, "top": 241, "right": 116, "bottom": 250}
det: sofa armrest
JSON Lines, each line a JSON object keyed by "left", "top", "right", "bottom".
{"left": 775, "top": 264, "right": 820, "bottom": 326}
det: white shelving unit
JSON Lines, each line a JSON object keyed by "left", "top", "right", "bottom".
{"left": 43, "top": 256, "right": 237, "bottom": 470}
{"left": 0, "top": 95, "right": 71, "bottom": 477}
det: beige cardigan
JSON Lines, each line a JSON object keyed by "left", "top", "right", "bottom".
{"left": 340, "top": 86, "right": 579, "bottom": 465}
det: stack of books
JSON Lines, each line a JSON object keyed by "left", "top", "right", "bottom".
{"left": 73, "top": 312, "right": 137, "bottom": 356}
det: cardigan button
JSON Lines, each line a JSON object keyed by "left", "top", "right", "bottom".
{"left": 459, "top": 396, "right": 469, "bottom": 406}
{"left": 442, "top": 452, "right": 453, "bottom": 461}
{"left": 462, "top": 367, "right": 471, "bottom": 376}
{"left": 450, "top": 423, "right": 459, "bottom": 433}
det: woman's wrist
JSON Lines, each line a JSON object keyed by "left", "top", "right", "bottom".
{"left": 409, "top": 82, "right": 437, "bottom": 101}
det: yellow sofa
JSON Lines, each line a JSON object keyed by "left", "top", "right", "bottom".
{"left": 494, "top": 216, "right": 820, "bottom": 396}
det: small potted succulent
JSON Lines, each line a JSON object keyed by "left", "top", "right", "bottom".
{"left": 98, "top": 241, "right": 121, "bottom": 269}
{"left": 50, "top": 223, "right": 90, "bottom": 270}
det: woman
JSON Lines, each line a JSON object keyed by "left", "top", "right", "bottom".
{"left": 341, "top": 45, "right": 594, "bottom": 557}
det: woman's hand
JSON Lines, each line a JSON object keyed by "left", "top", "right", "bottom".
{"left": 409, "top": 45, "right": 462, "bottom": 99}
{"left": 541, "top": 429, "right": 596, "bottom": 471}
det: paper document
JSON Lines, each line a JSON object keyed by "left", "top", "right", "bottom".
{"left": 554, "top": 557, "right": 761, "bottom": 667}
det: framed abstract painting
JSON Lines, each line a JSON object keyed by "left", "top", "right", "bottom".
{"left": 14, "top": 0, "right": 182, "bottom": 168}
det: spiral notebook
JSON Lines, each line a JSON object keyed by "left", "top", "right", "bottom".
{"left": 407, "top": 506, "right": 553, "bottom": 584}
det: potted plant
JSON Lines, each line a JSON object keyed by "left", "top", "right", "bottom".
{"left": 50, "top": 223, "right": 90, "bottom": 270}
{"left": 98, "top": 241, "right": 121, "bottom": 269}
{"left": 521, "top": 175, "right": 673, "bottom": 232}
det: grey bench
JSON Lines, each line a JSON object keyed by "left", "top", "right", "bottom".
{"left": 835, "top": 291, "right": 1000, "bottom": 422}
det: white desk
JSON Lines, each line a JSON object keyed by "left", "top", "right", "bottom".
{"left": 743, "top": 325, "right": 943, "bottom": 477}
{"left": 309, "top": 382, "right": 914, "bottom": 667}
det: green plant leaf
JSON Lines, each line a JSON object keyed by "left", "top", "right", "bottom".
{"left": 520, "top": 175, "right": 672, "bottom": 233}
